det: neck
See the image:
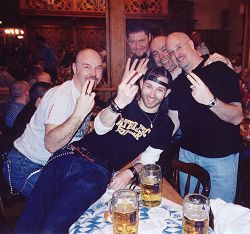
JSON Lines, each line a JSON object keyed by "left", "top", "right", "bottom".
{"left": 170, "top": 67, "right": 182, "bottom": 80}
{"left": 73, "top": 77, "right": 81, "bottom": 93}
{"left": 138, "top": 99, "right": 159, "bottom": 113}
{"left": 185, "top": 55, "right": 203, "bottom": 74}
{"left": 14, "top": 96, "right": 28, "bottom": 105}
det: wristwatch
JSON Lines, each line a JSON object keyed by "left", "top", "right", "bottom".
{"left": 208, "top": 97, "right": 217, "bottom": 108}
{"left": 128, "top": 166, "right": 138, "bottom": 179}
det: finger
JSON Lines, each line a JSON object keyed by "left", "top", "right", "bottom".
{"left": 81, "top": 80, "right": 90, "bottom": 95}
{"left": 130, "top": 58, "right": 139, "bottom": 72}
{"left": 186, "top": 74, "right": 197, "bottom": 86}
{"left": 124, "top": 58, "right": 131, "bottom": 75}
{"left": 128, "top": 72, "right": 143, "bottom": 86}
{"left": 121, "top": 70, "right": 137, "bottom": 84}
{"left": 86, "top": 80, "right": 95, "bottom": 95}
{"left": 136, "top": 58, "right": 149, "bottom": 74}
{"left": 189, "top": 72, "right": 205, "bottom": 86}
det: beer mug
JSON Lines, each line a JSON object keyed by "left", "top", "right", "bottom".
{"left": 140, "top": 164, "right": 162, "bottom": 207}
{"left": 182, "top": 194, "right": 210, "bottom": 234}
{"left": 109, "top": 189, "right": 139, "bottom": 234}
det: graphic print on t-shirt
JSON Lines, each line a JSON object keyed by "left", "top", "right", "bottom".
{"left": 115, "top": 117, "right": 151, "bottom": 140}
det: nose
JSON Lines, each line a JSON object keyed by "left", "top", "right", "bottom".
{"left": 159, "top": 52, "right": 164, "bottom": 60}
{"left": 149, "top": 89, "right": 155, "bottom": 98}
{"left": 91, "top": 67, "right": 97, "bottom": 77}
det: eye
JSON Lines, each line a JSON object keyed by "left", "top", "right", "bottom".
{"left": 83, "top": 64, "right": 91, "bottom": 69}
{"left": 96, "top": 66, "right": 102, "bottom": 70}
{"left": 176, "top": 45, "right": 182, "bottom": 51}
{"left": 152, "top": 52, "right": 159, "bottom": 58}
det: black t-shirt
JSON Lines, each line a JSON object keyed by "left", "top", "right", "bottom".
{"left": 169, "top": 60, "right": 241, "bottom": 157}
{"left": 73, "top": 100, "right": 174, "bottom": 171}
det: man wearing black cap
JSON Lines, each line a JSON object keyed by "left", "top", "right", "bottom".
{"left": 14, "top": 60, "right": 175, "bottom": 233}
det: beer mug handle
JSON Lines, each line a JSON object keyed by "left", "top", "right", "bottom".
{"left": 108, "top": 199, "right": 114, "bottom": 221}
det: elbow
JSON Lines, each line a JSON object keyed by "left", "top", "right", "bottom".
{"left": 44, "top": 138, "right": 57, "bottom": 153}
{"left": 233, "top": 114, "right": 244, "bottom": 125}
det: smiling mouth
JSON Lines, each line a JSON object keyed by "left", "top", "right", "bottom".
{"left": 161, "top": 57, "right": 170, "bottom": 65}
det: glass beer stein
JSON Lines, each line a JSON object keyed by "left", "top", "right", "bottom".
{"left": 182, "top": 194, "right": 210, "bottom": 234}
{"left": 140, "top": 164, "right": 162, "bottom": 207}
{"left": 109, "top": 189, "right": 139, "bottom": 234}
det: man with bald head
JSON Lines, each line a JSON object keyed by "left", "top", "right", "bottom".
{"left": 166, "top": 32, "right": 243, "bottom": 203}
{"left": 3, "top": 48, "right": 103, "bottom": 198}
{"left": 150, "top": 36, "right": 181, "bottom": 80}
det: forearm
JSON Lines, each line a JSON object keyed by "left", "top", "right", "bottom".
{"left": 210, "top": 100, "right": 243, "bottom": 125}
{"left": 45, "top": 114, "right": 83, "bottom": 153}
{"left": 98, "top": 105, "right": 121, "bottom": 129}
{"left": 162, "top": 178, "right": 183, "bottom": 205}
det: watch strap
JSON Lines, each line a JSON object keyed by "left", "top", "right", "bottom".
{"left": 128, "top": 166, "right": 138, "bottom": 179}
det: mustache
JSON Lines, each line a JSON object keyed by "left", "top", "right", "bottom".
{"left": 87, "top": 76, "right": 98, "bottom": 82}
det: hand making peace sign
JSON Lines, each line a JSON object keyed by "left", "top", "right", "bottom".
{"left": 115, "top": 58, "right": 149, "bottom": 109}
{"left": 74, "top": 80, "right": 96, "bottom": 121}
{"left": 186, "top": 72, "right": 214, "bottom": 106}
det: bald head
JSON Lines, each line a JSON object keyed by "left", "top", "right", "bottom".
{"left": 35, "top": 72, "right": 52, "bottom": 84}
{"left": 166, "top": 32, "right": 202, "bottom": 73}
{"left": 73, "top": 48, "right": 103, "bottom": 92}
{"left": 150, "top": 35, "right": 177, "bottom": 73}
{"left": 75, "top": 48, "right": 102, "bottom": 64}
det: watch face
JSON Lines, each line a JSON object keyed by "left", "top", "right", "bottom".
{"left": 209, "top": 98, "right": 216, "bottom": 108}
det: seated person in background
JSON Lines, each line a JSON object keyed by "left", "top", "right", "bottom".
{"left": 29, "top": 71, "right": 52, "bottom": 87}
{"left": 191, "top": 31, "right": 210, "bottom": 56}
{"left": 3, "top": 48, "right": 103, "bottom": 198}
{"left": 4, "top": 80, "right": 30, "bottom": 128}
{"left": 14, "top": 63, "right": 175, "bottom": 233}
{"left": 0, "top": 65, "right": 15, "bottom": 88}
{"left": 2, "top": 82, "right": 53, "bottom": 152}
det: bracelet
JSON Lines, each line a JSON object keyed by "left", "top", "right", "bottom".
{"left": 128, "top": 166, "right": 138, "bottom": 179}
{"left": 109, "top": 99, "right": 123, "bottom": 114}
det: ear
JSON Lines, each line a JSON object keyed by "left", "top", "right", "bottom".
{"left": 188, "top": 40, "right": 195, "bottom": 50}
{"left": 148, "top": 33, "right": 152, "bottom": 42}
{"left": 72, "top": 62, "right": 76, "bottom": 74}
{"left": 165, "top": 89, "right": 171, "bottom": 97}
{"left": 35, "top": 97, "right": 41, "bottom": 108}
{"left": 139, "top": 78, "right": 144, "bottom": 90}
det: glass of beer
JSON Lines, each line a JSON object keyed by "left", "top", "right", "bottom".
{"left": 109, "top": 189, "right": 139, "bottom": 234}
{"left": 140, "top": 164, "right": 162, "bottom": 207}
{"left": 182, "top": 194, "right": 210, "bottom": 234}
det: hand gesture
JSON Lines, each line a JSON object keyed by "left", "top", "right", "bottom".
{"left": 74, "top": 80, "right": 96, "bottom": 121}
{"left": 186, "top": 72, "right": 214, "bottom": 105}
{"left": 122, "top": 58, "right": 148, "bottom": 81}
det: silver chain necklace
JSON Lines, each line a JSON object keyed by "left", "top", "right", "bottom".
{"left": 141, "top": 109, "right": 159, "bottom": 128}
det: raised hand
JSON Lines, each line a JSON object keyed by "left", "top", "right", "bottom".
{"left": 114, "top": 70, "right": 144, "bottom": 109}
{"left": 74, "top": 80, "right": 96, "bottom": 121}
{"left": 122, "top": 58, "right": 149, "bottom": 81}
{"left": 187, "top": 72, "right": 214, "bottom": 105}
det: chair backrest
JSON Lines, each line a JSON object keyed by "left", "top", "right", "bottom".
{"left": 171, "top": 159, "right": 211, "bottom": 197}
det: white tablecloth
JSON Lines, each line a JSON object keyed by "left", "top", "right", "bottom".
{"left": 69, "top": 188, "right": 215, "bottom": 234}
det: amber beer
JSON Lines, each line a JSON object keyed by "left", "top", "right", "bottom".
{"left": 110, "top": 189, "right": 139, "bottom": 234}
{"left": 113, "top": 203, "right": 138, "bottom": 234}
{"left": 141, "top": 177, "right": 162, "bottom": 207}
{"left": 182, "top": 194, "right": 210, "bottom": 234}
{"left": 182, "top": 215, "right": 209, "bottom": 234}
{"left": 140, "top": 164, "right": 162, "bottom": 207}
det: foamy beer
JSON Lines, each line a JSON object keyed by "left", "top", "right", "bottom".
{"left": 110, "top": 189, "right": 139, "bottom": 234}
{"left": 140, "top": 164, "right": 162, "bottom": 207}
{"left": 182, "top": 194, "right": 210, "bottom": 234}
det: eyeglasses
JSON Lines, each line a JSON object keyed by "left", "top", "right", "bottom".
{"left": 168, "top": 40, "right": 190, "bottom": 57}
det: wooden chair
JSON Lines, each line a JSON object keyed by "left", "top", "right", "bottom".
{"left": 171, "top": 159, "right": 211, "bottom": 197}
